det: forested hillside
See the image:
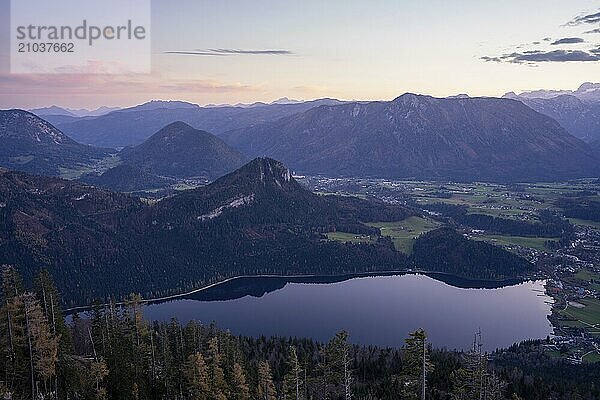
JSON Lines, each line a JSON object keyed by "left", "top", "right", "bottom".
{"left": 412, "top": 228, "right": 533, "bottom": 281}
{"left": 0, "top": 159, "right": 413, "bottom": 305}
{"left": 1, "top": 266, "right": 598, "bottom": 400}
{"left": 0, "top": 157, "right": 537, "bottom": 306}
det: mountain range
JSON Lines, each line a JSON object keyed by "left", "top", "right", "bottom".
{"left": 29, "top": 105, "right": 121, "bottom": 118}
{"left": 120, "top": 100, "right": 199, "bottom": 112}
{"left": 506, "top": 82, "right": 600, "bottom": 102}
{"left": 4, "top": 90, "right": 600, "bottom": 184}
{"left": 0, "top": 110, "right": 110, "bottom": 176}
{"left": 504, "top": 92, "right": 600, "bottom": 143}
{"left": 0, "top": 110, "right": 250, "bottom": 184}
{"left": 221, "top": 94, "right": 599, "bottom": 182}
{"left": 49, "top": 98, "right": 346, "bottom": 148}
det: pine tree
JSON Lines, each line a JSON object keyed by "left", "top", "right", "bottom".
{"left": 324, "top": 331, "right": 353, "bottom": 399}
{"left": 0, "top": 265, "right": 27, "bottom": 398}
{"left": 156, "top": 323, "right": 177, "bottom": 398}
{"left": 34, "top": 270, "right": 69, "bottom": 342}
{"left": 231, "top": 362, "right": 250, "bottom": 400}
{"left": 23, "top": 292, "right": 59, "bottom": 397}
{"left": 184, "top": 352, "right": 210, "bottom": 399}
{"left": 257, "top": 360, "right": 277, "bottom": 400}
{"left": 400, "top": 329, "right": 433, "bottom": 400}
{"left": 451, "top": 344, "right": 481, "bottom": 400}
{"left": 34, "top": 269, "right": 74, "bottom": 398}
{"left": 451, "top": 332, "right": 505, "bottom": 400}
{"left": 87, "top": 358, "right": 109, "bottom": 400}
{"left": 485, "top": 371, "right": 504, "bottom": 400}
{"left": 450, "top": 367, "right": 471, "bottom": 400}
{"left": 1, "top": 265, "right": 24, "bottom": 300}
{"left": 207, "top": 336, "right": 228, "bottom": 400}
{"left": 283, "top": 345, "right": 303, "bottom": 400}
{"left": 125, "top": 293, "right": 150, "bottom": 397}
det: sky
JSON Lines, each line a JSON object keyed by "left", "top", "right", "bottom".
{"left": 0, "top": 0, "right": 599, "bottom": 109}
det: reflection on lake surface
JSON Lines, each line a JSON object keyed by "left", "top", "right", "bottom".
{"left": 144, "top": 274, "right": 553, "bottom": 351}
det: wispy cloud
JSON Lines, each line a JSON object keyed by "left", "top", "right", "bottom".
{"left": 481, "top": 49, "right": 600, "bottom": 64}
{"left": 164, "top": 48, "right": 293, "bottom": 56}
{"left": 481, "top": 9, "right": 599, "bottom": 65}
{"left": 550, "top": 37, "right": 584, "bottom": 45}
{"left": 291, "top": 85, "right": 330, "bottom": 94}
{"left": 480, "top": 56, "right": 502, "bottom": 63}
{"left": 566, "top": 11, "right": 600, "bottom": 26}
{"left": 0, "top": 71, "right": 258, "bottom": 96}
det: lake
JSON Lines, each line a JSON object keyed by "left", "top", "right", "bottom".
{"left": 143, "top": 273, "right": 553, "bottom": 351}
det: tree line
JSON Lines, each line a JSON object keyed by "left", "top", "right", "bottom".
{"left": 2, "top": 265, "right": 599, "bottom": 399}
{"left": 424, "top": 203, "right": 573, "bottom": 238}
{"left": 556, "top": 197, "right": 600, "bottom": 223}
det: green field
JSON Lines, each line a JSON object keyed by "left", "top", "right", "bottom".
{"left": 575, "top": 269, "right": 598, "bottom": 281}
{"left": 173, "top": 183, "right": 203, "bottom": 191}
{"left": 325, "top": 232, "right": 377, "bottom": 245}
{"left": 571, "top": 269, "right": 600, "bottom": 292}
{"left": 561, "top": 298, "right": 600, "bottom": 328}
{"left": 472, "top": 234, "right": 557, "bottom": 251}
{"left": 326, "top": 216, "right": 440, "bottom": 254}
{"left": 324, "top": 180, "right": 597, "bottom": 257}
{"left": 414, "top": 191, "right": 547, "bottom": 221}
{"left": 58, "top": 154, "right": 122, "bottom": 180}
{"left": 368, "top": 216, "right": 440, "bottom": 254}
{"left": 557, "top": 319, "right": 588, "bottom": 329}
{"left": 568, "top": 218, "right": 600, "bottom": 230}
{"left": 583, "top": 351, "right": 600, "bottom": 364}
{"left": 466, "top": 207, "right": 532, "bottom": 220}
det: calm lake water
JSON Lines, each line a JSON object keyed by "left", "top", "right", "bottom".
{"left": 143, "top": 274, "right": 553, "bottom": 351}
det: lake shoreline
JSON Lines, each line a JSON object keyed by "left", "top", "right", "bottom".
{"left": 140, "top": 275, "right": 551, "bottom": 351}
{"left": 64, "top": 269, "right": 525, "bottom": 313}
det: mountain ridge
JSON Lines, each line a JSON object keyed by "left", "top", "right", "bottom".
{"left": 505, "top": 82, "right": 600, "bottom": 102}
{"left": 504, "top": 92, "right": 600, "bottom": 143}
{"left": 53, "top": 99, "right": 347, "bottom": 148}
{"left": 0, "top": 109, "right": 110, "bottom": 176}
{"left": 221, "top": 94, "right": 599, "bottom": 182}
{"left": 29, "top": 105, "right": 120, "bottom": 117}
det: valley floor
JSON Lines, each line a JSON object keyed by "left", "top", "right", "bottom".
{"left": 305, "top": 176, "right": 600, "bottom": 365}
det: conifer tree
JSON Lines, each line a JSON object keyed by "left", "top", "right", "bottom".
{"left": 0, "top": 265, "right": 27, "bottom": 398}
{"left": 401, "top": 329, "right": 433, "bottom": 400}
{"left": 34, "top": 269, "right": 74, "bottom": 398}
{"left": 324, "top": 330, "right": 353, "bottom": 399}
{"left": 125, "top": 293, "right": 151, "bottom": 397}
{"left": 207, "top": 336, "right": 228, "bottom": 400}
{"left": 231, "top": 362, "right": 251, "bottom": 400}
{"left": 257, "top": 360, "right": 277, "bottom": 400}
{"left": 451, "top": 332, "right": 505, "bottom": 400}
{"left": 184, "top": 352, "right": 210, "bottom": 399}
{"left": 1, "top": 265, "right": 24, "bottom": 300}
{"left": 283, "top": 345, "right": 303, "bottom": 400}
{"left": 23, "top": 291, "right": 59, "bottom": 397}
{"left": 87, "top": 358, "right": 109, "bottom": 400}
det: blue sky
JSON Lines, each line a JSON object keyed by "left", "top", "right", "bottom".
{"left": 1, "top": 0, "right": 599, "bottom": 108}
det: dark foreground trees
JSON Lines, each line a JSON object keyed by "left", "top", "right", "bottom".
{"left": 1, "top": 265, "right": 599, "bottom": 400}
